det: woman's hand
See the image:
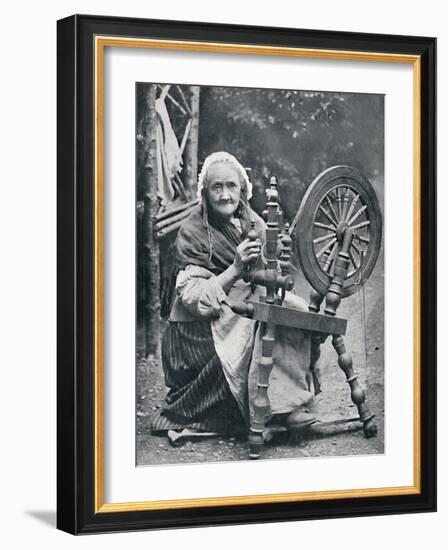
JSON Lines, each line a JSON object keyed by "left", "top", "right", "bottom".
{"left": 233, "top": 238, "right": 262, "bottom": 273}
{"left": 215, "top": 238, "right": 261, "bottom": 293}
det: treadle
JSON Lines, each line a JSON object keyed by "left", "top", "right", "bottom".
{"left": 263, "top": 416, "right": 362, "bottom": 443}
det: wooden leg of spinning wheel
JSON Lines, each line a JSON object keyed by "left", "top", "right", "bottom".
{"left": 308, "top": 290, "right": 325, "bottom": 395}
{"left": 332, "top": 335, "right": 377, "bottom": 438}
{"left": 309, "top": 333, "right": 322, "bottom": 395}
{"left": 250, "top": 323, "right": 275, "bottom": 459}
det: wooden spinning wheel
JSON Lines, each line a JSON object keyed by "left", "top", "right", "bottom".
{"left": 294, "top": 165, "right": 382, "bottom": 297}
{"left": 232, "top": 167, "right": 382, "bottom": 459}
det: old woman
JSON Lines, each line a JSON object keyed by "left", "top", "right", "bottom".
{"left": 151, "top": 152, "right": 316, "bottom": 439}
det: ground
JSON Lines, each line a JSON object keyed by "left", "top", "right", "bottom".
{"left": 136, "top": 253, "right": 384, "bottom": 466}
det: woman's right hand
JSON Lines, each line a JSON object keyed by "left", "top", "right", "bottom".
{"left": 233, "top": 238, "right": 262, "bottom": 273}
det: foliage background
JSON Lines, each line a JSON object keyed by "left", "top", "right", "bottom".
{"left": 198, "top": 86, "right": 383, "bottom": 218}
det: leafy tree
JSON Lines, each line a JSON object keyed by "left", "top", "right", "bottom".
{"left": 199, "top": 87, "right": 383, "bottom": 220}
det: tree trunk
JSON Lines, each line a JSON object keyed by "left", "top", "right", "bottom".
{"left": 183, "top": 86, "right": 200, "bottom": 198}
{"left": 141, "top": 84, "right": 161, "bottom": 360}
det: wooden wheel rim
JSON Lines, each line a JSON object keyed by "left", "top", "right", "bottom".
{"left": 295, "top": 165, "right": 382, "bottom": 298}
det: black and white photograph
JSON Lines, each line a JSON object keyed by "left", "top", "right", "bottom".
{"left": 135, "top": 82, "right": 384, "bottom": 466}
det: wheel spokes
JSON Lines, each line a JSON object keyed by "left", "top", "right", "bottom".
{"left": 342, "top": 187, "right": 350, "bottom": 220}
{"left": 313, "top": 185, "right": 371, "bottom": 281}
{"left": 325, "top": 195, "right": 339, "bottom": 225}
{"left": 322, "top": 241, "right": 338, "bottom": 272}
{"left": 353, "top": 233, "right": 370, "bottom": 244}
{"left": 344, "top": 193, "right": 360, "bottom": 222}
{"left": 298, "top": 166, "right": 381, "bottom": 298}
{"left": 351, "top": 220, "right": 370, "bottom": 231}
{"left": 349, "top": 248, "right": 359, "bottom": 270}
{"left": 314, "top": 221, "right": 336, "bottom": 231}
{"left": 313, "top": 232, "right": 336, "bottom": 245}
{"left": 336, "top": 187, "right": 342, "bottom": 219}
{"left": 347, "top": 204, "right": 367, "bottom": 226}
{"left": 352, "top": 241, "right": 361, "bottom": 255}
{"left": 316, "top": 236, "right": 337, "bottom": 259}
{"left": 318, "top": 204, "right": 338, "bottom": 227}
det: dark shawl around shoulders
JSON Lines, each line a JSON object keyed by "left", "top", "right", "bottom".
{"left": 175, "top": 202, "right": 266, "bottom": 276}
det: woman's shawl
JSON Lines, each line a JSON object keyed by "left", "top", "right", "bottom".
{"left": 175, "top": 202, "right": 265, "bottom": 275}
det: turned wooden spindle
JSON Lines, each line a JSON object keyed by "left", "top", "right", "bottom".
{"left": 324, "top": 228, "right": 353, "bottom": 316}
{"left": 308, "top": 333, "right": 322, "bottom": 395}
{"left": 249, "top": 322, "right": 276, "bottom": 458}
{"left": 279, "top": 223, "right": 292, "bottom": 304}
{"left": 332, "top": 335, "right": 377, "bottom": 438}
{"left": 243, "top": 220, "right": 259, "bottom": 287}
{"left": 321, "top": 226, "right": 377, "bottom": 438}
{"left": 265, "top": 177, "right": 280, "bottom": 283}
{"left": 250, "top": 177, "right": 282, "bottom": 459}
{"left": 308, "top": 289, "right": 325, "bottom": 395}
{"left": 309, "top": 288, "right": 324, "bottom": 314}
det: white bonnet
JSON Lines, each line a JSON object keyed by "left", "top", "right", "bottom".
{"left": 197, "top": 151, "right": 253, "bottom": 200}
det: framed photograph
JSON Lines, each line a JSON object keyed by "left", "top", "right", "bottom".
{"left": 57, "top": 14, "right": 436, "bottom": 534}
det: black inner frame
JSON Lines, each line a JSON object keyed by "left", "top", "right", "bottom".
{"left": 57, "top": 14, "right": 436, "bottom": 535}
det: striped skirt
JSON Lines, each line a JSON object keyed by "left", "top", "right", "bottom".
{"left": 151, "top": 320, "right": 247, "bottom": 436}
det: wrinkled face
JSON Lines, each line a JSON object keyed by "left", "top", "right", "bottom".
{"left": 206, "top": 163, "right": 242, "bottom": 219}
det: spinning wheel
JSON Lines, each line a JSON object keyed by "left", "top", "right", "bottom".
{"left": 294, "top": 165, "right": 382, "bottom": 297}
{"left": 232, "top": 167, "right": 382, "bottom": 459}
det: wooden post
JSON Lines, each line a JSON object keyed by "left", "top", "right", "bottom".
{"left": 141, "top": 84, "right": 161, "bottom": 360}
{"left": 323, "top": 228, "right": 377, "bottom": 438}
{"left": 249, "top": 178, "right": 280, "bottom": 459}
{"left": 183, "top": 86, "right": 200, "bottom": 199}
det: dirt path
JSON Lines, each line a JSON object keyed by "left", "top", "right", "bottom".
{"left": 136, "top": 254, "right": 384, "bottom": 466}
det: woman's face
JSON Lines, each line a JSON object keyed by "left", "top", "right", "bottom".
{"left": 206, "top": 163, "right": 242, "bottom": 219}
